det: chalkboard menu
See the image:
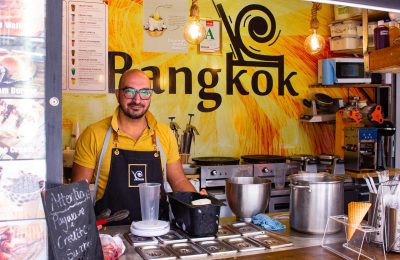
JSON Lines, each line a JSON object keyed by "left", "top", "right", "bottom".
{"left": 42, "top": 181, "right": 104, "bottom": 260}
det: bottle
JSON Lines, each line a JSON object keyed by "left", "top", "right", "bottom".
{"left": 389, "top": 21, "right": 400, "bottom": 47}
{"left": 374, "top": 20, "right": 389, "bottom": 50}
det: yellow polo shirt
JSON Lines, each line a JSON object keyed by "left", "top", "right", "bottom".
{"left": 74, "top": 107, "right": 180, "bottom": 201}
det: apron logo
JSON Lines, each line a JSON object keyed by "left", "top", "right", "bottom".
{"left": 128, "top": 164, "right": 147, "bottom": 187}
{"left": 132, "top": 170, "right": 144, "bottom": 181}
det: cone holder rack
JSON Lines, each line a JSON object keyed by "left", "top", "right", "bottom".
{"left": 321, "top": 215, "right": 386, "bottom": 260}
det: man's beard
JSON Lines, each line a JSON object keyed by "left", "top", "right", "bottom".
{"left": 120, "top": 101, "right": 149, "bottom": 119}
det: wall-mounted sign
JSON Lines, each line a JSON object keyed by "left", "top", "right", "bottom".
{"left": 143, "top": 0, "right": 188, "bottom": 53}
{"left": 199, "top": 19, "right": 222, "bottom": 54}
{"left": 63, "top": 0, "right": 108, "bottom": 93}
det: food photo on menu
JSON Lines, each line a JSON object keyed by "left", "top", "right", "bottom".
{"left": 0, "top": 160, "right": 45, "bottom": 220}
{"left": 0, "top": 219, "right": 47, "bottom": 259}
{"left": 0, "top": 42, "right": 45, "bottom": 98}
{"left": 0, "top": 98, "right": 45, "bottom": 159}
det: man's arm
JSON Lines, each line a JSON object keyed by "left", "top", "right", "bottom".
{"left": 71, "top": 162, "right": 95, "bottom": 183}
{"left": 166, "top": 160, "right": 207, "bottom": 195}
{"left": 166, "top": 160, "right": 197, "bottom": 192}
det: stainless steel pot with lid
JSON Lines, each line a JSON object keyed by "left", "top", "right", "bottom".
{"left": 289, "top": 173, "right": 346, "bottom": 234}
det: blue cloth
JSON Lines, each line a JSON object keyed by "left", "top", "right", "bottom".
{"left": 251, "top": 213, "right": 286, "bottom": 231}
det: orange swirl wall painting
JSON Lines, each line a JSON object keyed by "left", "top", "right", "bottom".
{"left": 63, "top": 0, "right": 372, "bottom": 158}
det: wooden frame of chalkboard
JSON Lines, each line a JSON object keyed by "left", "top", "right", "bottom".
{"left": 42, "top": 181, "right": 104, "bottom": 260}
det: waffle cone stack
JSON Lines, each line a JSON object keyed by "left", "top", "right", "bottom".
{"left": 347, "top": 202, "right": 371, "bottom": 240}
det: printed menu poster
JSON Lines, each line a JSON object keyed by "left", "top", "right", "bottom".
{"left": 0, "top": 160, "right": 46, "bottom": 220}
{"left": 143, "top": 0, "right": 188, "bottom": 53}
{"left": 0, "top": 98, "right": 45, "bottom": 160}
{"left": 0, "top": 0, "right": 48, "bottom": 258}
{"left": 64, "top": 0, "right": 108, "bottom": 93}
{"left": 0, "top": 0, "right": 45, "bottom": 98}
{"left": 0, "top": 219, "right": 47, "bottom": 259}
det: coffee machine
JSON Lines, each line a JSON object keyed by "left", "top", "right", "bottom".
{"left": 343, "top": 127, "right": 378, "bottom": 171}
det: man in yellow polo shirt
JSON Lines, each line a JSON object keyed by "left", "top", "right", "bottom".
{"left": 72, "top": 69, "right": 201, "bottom": 224}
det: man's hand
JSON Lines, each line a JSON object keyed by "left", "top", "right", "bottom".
{"left": 199, "top": 189, "right": 208, "bottom": 195}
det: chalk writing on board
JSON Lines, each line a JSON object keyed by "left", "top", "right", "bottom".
{"left": 43, "top": 181, "right": 103, "bottom": 260}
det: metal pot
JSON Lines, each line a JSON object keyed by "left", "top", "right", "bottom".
{"left": 289, "top": 173, "right": 346, "bottom": 234}
{"left": 226, "top": 177, "right": 271, "bottom": 223}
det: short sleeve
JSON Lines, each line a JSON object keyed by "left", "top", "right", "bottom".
{"left": 73, "top": 126, "right": 98, "bottom": 169}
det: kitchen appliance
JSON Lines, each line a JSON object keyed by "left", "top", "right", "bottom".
{"left": 226, "top": 177, "right": 272, "bottom": 222}
{"left": 376, "top": 121, "right": 396, "bottom": 169}
{"left": 343, "top": 127, "right": 378, "bottom": 171}
{"left": 243, "top": 155, "right": 300, "bottom": 213}
{"left": 318, "top": 58, "right": 371, "bottom": 84}
{"left": 196, "top": 156, "right": 253, "bottom": 217}
{"left": 318, "top": 154, "right": 346, "bottom": 175}
{"left": 179, "top": 114, "right": 199, "bottom": 155}
{"left": 167, "top": 192, "right": 224, "bottom": 237}
{"left": 288, "top": 154, "right": 319, "bottom": 173}
{"left": 289, "top": 173, "right": 346, "bottom": 234}
{"left": 300, "top": 94, "right": 344, "bottom": 123}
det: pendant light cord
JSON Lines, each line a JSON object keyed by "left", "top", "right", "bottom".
{"left": 190, "top": 0, "right": 200, "bottom": 18}
{"left": 310, "top": 2, "right": 322, "bottom": 30}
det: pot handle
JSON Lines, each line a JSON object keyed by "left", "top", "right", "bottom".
{"left": 289, "top": 184, "right": 311, "bottom": 192}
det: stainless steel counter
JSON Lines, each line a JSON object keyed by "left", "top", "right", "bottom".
{"left": 101, "top": 213, "right": 346, "bottom": 259}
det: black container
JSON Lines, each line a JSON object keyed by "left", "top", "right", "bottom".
{"left": 167, "top": 192, "right": 224, "bottom": 237}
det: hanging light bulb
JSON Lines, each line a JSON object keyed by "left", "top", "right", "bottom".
{"left": 304, "top": 29, "right": 325, "bottom": 55}
{"left": 183, "top": 0, "right": 206, "bottom": 44}
{"left": 304, "top": 2, "right": 325, "bottom": 55}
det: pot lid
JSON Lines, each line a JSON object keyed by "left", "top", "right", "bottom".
{"left": 289, "top": 173, "right": 346, "bottom": 184}
{"left": 192, "top": 156, "right": 240, "bottom": 166}
{"left": 241, "top": 155, "right": 286, "bottom": 163}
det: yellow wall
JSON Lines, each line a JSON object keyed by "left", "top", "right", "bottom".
{"left": 63, "top": 0, "right": 369, "bottom": 157}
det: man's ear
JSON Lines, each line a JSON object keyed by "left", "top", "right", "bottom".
{"left": 115, "top": 89, "right": 119, "bottom": 101}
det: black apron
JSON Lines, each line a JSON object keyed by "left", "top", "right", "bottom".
{"left": 94, "top": 130, "right": 169, "bottom": 225}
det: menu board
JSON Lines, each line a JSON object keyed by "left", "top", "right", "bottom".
{"left": 63, "top": 0, "right": 108, "bottom": 93}
{"left": 43, "top": 181, "right": 104, "bottom": 260}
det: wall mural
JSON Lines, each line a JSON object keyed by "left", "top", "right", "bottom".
{"left": 63, "top": 0, "right": 371, "bottom": 158}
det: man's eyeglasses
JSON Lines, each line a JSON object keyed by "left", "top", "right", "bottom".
{"left": 120, "top": 87, "right": 153, "bottom": 100}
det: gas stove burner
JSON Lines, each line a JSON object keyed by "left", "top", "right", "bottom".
{"left": 241, "top": 155, "right": 286, "bottom": 164}
{"left": 192, "top": 156, "right": 240, "bottom": 166}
